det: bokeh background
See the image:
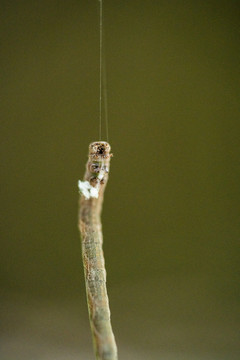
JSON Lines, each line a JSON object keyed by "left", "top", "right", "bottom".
{"left": 1, "top": 0, "right": 239, "bottom": 359}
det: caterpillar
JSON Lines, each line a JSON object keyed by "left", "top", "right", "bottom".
{"left": 78, "top": 141, "right": 117, "bottom": 360}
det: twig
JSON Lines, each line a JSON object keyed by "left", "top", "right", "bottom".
{"left": 78, "top": 141, "right": 118, "bottom": 360}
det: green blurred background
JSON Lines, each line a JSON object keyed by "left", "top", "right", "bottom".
{"left": 1, "top": 0, "right": 239, "bottom": 359}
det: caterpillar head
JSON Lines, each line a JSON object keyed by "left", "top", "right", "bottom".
{"left": 89, "top": 141, "right": 112, "bottom": 159}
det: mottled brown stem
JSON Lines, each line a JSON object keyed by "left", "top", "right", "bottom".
{"left": 78, "top": 141, "right": 118, "bottom": 360}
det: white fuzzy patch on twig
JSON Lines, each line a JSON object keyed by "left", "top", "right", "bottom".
{"left": 78, "top": 180, "right": 99, "bottom": 199}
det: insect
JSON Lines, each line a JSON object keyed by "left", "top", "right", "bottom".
{"left": 78, "top": 141, "right": 117, "bottom": 360}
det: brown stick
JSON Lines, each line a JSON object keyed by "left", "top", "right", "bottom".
{"left": 78, "top": 141, "right": 118, "bottom": 360}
